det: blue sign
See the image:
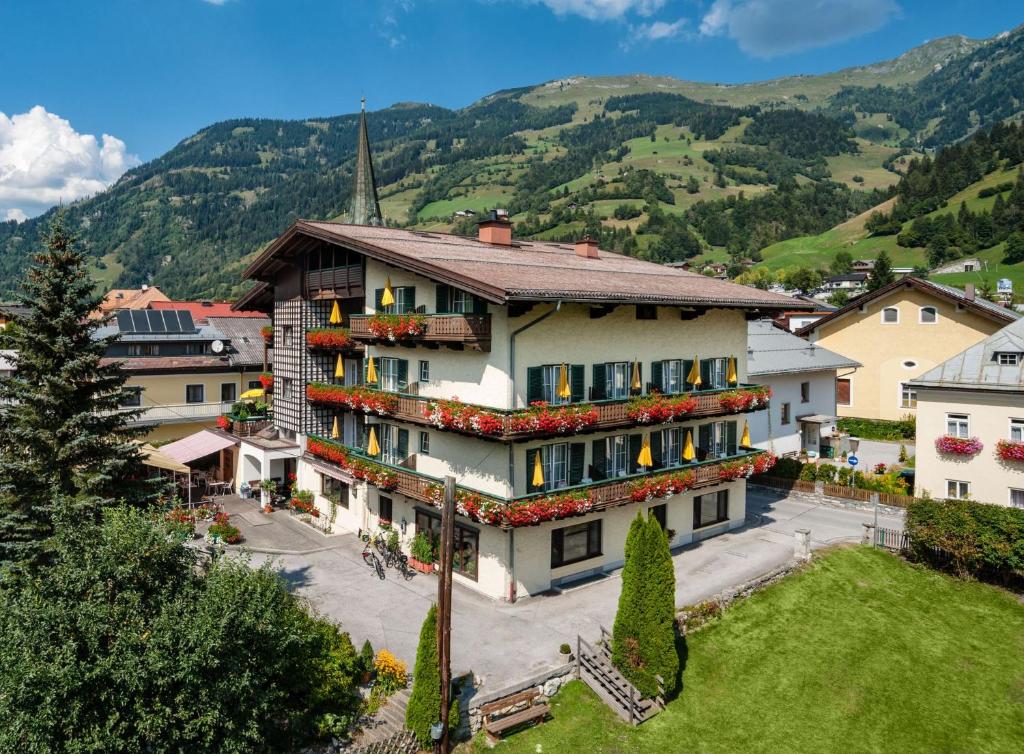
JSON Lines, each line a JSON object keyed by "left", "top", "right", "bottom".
{"left": 848, "top": 455, "right": 859, "bottom": 467}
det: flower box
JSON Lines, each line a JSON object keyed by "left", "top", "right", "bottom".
{"left": 996, "top": 439, "right": 1024, "bottom": 462}
{"left": 306, "top": 383, "right": 399, "bottom": 415}
{"left": 306, "top": 437, "right": 400, "bottom": 491}
{"left": 259, "top": 373, "right": 274, "bottom": 391}
{"left": 935, "top": 435, "right": 983, "bottom": 456}
{"left": 408, "top": 557, "right": 436, "bottom": 574}
{"left": 718, "top": 459, "right": 755, "bottom": 481}
{"left": 506, "top": 402, "right": 599, "bottom": 435}
{"left": 366, "top": 313, "right": 427, "bottom": 341}
{"left": 626, "top": 393, "right": 698, "bottom": 424}
{"left": 718, "top": 386, "right": 771, "bottom": 413}
{"left": 424, "top": 483, "right": 593, "bottom": 527}
{"left": 628, "top": 470, "right": 697, "bottom": 502}
{"left": 426, "top": 399, "right": 505, "bottom": 436}
{"left": 306, "top": 327, "right": 353, "bottom": 350}
{"left": 216, "top": 415, "right": 231, "bottom": 431}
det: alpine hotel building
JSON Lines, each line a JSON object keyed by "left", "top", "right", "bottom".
{"left": 238, "top": 106, "right": 793, "bottom": 601}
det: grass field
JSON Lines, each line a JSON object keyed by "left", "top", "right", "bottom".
{"left": 465, "top": 547, "right": 1024, "bottom": 754}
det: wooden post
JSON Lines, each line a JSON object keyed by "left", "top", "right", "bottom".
{"left": 436, "top": 475, "right": 456, "bottom": 753}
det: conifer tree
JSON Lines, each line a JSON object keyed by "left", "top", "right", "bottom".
{"left": 643, "top": 517, "right": 679, "bottom": 697}
{"left": 406, "top": 603, "right": 440, "bottom": 747}
{"left": 0, "top": 214, "right": 150, "bottom": 574}
{"left": 612, "top": 513, "right": 649, "bottom": 692}
{"left": 867, "top": 250, "right": 896, "bottom": 291}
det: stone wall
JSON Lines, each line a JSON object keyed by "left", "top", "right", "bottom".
{"left": 465, "top": 662, "right": 575, "bottom": 735}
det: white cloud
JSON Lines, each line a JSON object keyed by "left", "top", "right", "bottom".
{"left": 527, "top": 0, "right": 666, "bottom": 21}
{"left": 632, "top": 17, "right": 686, "bottom": 41}
{"left": 0, "top": 106, "right": 140, "bottom": 220}
{"left": 4, "top": 208, "right": 28, "bottom": 223}
{"left": 699, "top": 0, "right": 900, "bottom": 58}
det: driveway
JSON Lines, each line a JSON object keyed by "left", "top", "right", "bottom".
{"left": 230, "top": 489, "right": 904, "bottom": 694}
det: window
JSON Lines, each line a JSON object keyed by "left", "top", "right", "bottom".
{"left": 540, "top": 443, "right": 569, "bottom": 491}
{"left": 946, "top": 413, "right": 969, "bottom": 438}
{"left": 946, "top": 480, "right": 970, "bottom": 500}
{"left": 707, "top": 421, "right": 729, "bottom": 459}
{"left": 220, "top": 383, "right": 235, "bottom": 403}
{"left": 997, "top": 352, "right": 1021, "bottom": 366}
{"left": 604, "top": 362, "right": 631, "bottom": 400}
{"left": 704, "top": 357, "right": 729, "bottom": 390}
{"left": 185, "top": 384, "right": 205, "bottom": 404}
{"left": 649, "top": 503, "right": 667, "bottom": 532}
{"left": 451, "top": 288, "right": 473, "bottom": 313}
{"left": 528, "top": 364, "right": 582, "bottom": 405}
{"left": 881, "top": 307, "right": 899, "bottom": 324}
{"left": 127, "top": 343, "right": 159, "bottom": 356}
{"left": 1011, "top": 489, "right": 1024, "bottom": 509}
{"left": 836, "top": 378, "right": 851, "bottom": 406}
{"left": 419, "top": 431, "right": 430, "bottom": 455}
{"left": 800, "top": 381, "right": 810, "bottom": 403}
{"left": 661, "top": 427, "right": 681, "bottom": 468}
{"left": 693, "top": 490, "right": 729, "bottom": 529}
{"left": 542, "top": 364, "right": 571, "bottom": 405}
{"left": 120, "top": 387, "right": 142, "bottom": 408}
{"left": 919, "top": 306, "right": 937, "bottom": 324}
{"left": 185, "top": 342, "right": 211, "bottom": 355}
{"left": 248, "top": 380, "right": 262, "bottom": 390}
{"left": 321, "top": 475, "right": 349, "bottom": 509}
{"left": 380, "top": 286, "right": 415, "bottom": 314}
{"left": 416, "top": 509, "right": 479, "bottom": 578}
{"left": 419, "top": 359, "right": 430, "bottom": 382}
{"left": 379, "top": 357, "right": 408, "bottom": 393}
{"left": 780, "top": 402, "right": 791, "bottom": 425}
{"left": 661, "top": 359, "right": 683, "bottom": 394}
{"left": 551, "top": 520, "right": 602, "bottom": 568}
{"left": 379, "top": 424, "right": 409, "bottom": 466}
{"left": 378, "top": 495, "right": 393, "bottom": 525}
{"left": 900, "top": 383, "right": 917, "bottom": 409}
{"left": 281, "top": 377, "right": 293, "bottom": 400}
{"left": 1011, "top": 419, "right": 1024, "bottom": 443}
{"left": 604, "top": 435, "right": 629, "bottom": 478}
{"left": 282, "top": 325, "right": 293, "bottom": 347}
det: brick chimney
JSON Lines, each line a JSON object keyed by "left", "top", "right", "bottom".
{"left": 574, "top": 235, "right": 599, "bottom": 259}
{"left": 964, "top": 283, "right": 976, "bottom": 302}
{"left": 478, "top": 209, "right": 512, "bottom": 246}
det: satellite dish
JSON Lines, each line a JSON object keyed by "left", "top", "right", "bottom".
{"left": 210, "top": 340, "right": 225, "bottom": 354}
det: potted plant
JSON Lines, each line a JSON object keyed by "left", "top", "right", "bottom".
{"left": 409, "top": 532, "right": 436, "bottom": 574}
{"left": 261, "top": 478, "right": 276, "bottom": 509}
{"left": 260, "top": 324, "right": 273, "bottom": 345}
{"left": 559, "top": 643, "right": 572, "bottom": 661}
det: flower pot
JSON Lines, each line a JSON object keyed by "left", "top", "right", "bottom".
{"left": 409, "top": 557, "right": 435, "bottom": 574}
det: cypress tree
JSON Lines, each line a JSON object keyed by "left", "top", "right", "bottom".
{"left": 406, "top": 603, "right": 440, "bottom": 747}
{"left": 0, "top": 214, "right": 151, "bottom": 575}
{"left": 612, "top": 513, "right": 649, "bottom": 692}
{"left": 643, "top": 516, "right": 679, "bottom": 697}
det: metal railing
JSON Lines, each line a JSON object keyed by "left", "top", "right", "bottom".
{"left": 122, "top": 401, "right": 235, "bottom": 425}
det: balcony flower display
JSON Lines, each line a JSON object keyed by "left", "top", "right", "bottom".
{"left": 306, "top": 383, "right": 398, "bottom": 415}
{"left": 628, "top": 470, "right": 697, "bottom": 502}
{"left": 506, "top": 401, "right": 599, "bottom": 435}
{"left": 996, "top": 439, "right": 1024, "bottom": 462}
{"left": 718, "top": 459, "right": 755, "bottom": 481}
{"left": 367, "top": 313, "right": 427, "bottom": 341}
{"left": 718, "top": 386, "right": 771, "bottom": 413}
{"left": 216, "top": 415, "right": 231, "bottom": 431}
{"left": 425, "top": 484, "right": 505, "bottom": 525}
{"left": 306, "top": 327, "right": 353, "bottom": 350}
{"left": 290, "top": 490, "right": 317, "bottom": 517}
{"left": 935, "top": 435, "right": 983, "bottom": 456}
{"left": 626, "top": 393, "right": 699, "bottom": 424}
{"left": 752, "top": 452, "right": 777, "bottom": 476}
{"left": 426, "top": 398, "right": 505, "bottom": 437}
{"left": 260, "top": 325, "right": 273, "bottom": 344}
{"left": 306, "top": 437, "right": 399, "bottom": 491}
{"left": 259, "top": 372, "right": 274, "bottom": 391}
{"left": 424, "top": 484, "right": 593, "bottom": 527}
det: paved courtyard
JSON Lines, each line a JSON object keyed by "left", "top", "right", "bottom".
{"left": 224, "top": 489, "right": 904, "bottom": 696}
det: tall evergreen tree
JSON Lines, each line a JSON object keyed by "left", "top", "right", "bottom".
{"left": 0, "top": 214, "right": 150, "bottom": 575}
{"left": 642, "top": 517, "right": 679, "bottom": 697}
{"left": 406, "top": 603, "right": 441, "bottom": 747}
{"left": 867, "top": 251, "right": 896, "bottom": 291}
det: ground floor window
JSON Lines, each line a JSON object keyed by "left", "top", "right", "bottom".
{"left": 378, "top": 495, "right": 393, "bottom": 525}
{"left": 693, "top": 490, "right": 729, "bottom": 529}
{"left": 551, "top": 519, "right": 602, "bottom": 568}
{"left": 649, "top": 503, "right": 667, "bottom": 531}
{"left": 946, "top": 480, "right": 970, "bottom": 500}
{"left": 1010, "top": 489, "right": 1024, "bottom": 509}
{"left": 414, "top": 509, "right": 479, "bottom": 579}
{"left": 320, "top": 474, "right": 349, "bottom": 509}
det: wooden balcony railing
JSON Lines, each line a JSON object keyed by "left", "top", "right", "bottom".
{"left": 348, "top": 313, "right": 491, "bottom": 351}
{"left": 305, "top": 265, "right": 363, "bottom": 298}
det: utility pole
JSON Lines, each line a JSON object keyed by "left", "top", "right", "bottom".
{"left": 435, "top": 475, "right": 456, "bottom": 754}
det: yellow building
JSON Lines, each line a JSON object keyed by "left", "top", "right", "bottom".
{"left": 796, "top": 279, "right": 1018, "bottom": 421}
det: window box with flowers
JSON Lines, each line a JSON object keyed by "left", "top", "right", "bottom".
{"left": 306, "top": 437, "right": 399, "bottom": 491}
{"left": 626, "top": 393, "right": 699, "bottom": 424}
{"left": 260, "top": 325, "right": 274, "bottom": 345}
{"left": 628, "top": 470, "right": 697, "bottom": 502}
{"left": 366, "top": 313, "right": 427, "bottom": 341}
{"left": 935, "top": 436, "right": 983, "bottom": 456}
{"left": 258, "top": 373, "right": 274, "bottom": 392}
{"left": 506, "top": 402, "right": 599, "bottom": 435}
{"left": 718, "top": 459, "right": 756, "bottom": 481}
{"left": 718, "top": 386, "right": 772, "bottom": 413}
{"left": 426, "top": 398, "right": 505, "bottom": 436}
{"left": 306, "top": 383, "right": 399, "bottom": 415}
{"left": 995, "top": 439, "right": 1024, "bottom": 462}
{"left": 424, "top": 483, "right": 593, "bottom": 527}
{"left": 305, "top": 327, "right": 354, "bottom": 350}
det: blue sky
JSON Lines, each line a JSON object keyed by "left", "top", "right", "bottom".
{"left": 0, "top": 0, "right": 1021, "bottom": 220}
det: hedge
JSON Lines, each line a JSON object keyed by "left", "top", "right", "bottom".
{"left": 905, "top": 498, "right": 1024, "bottom": 584}
{"left": 837, "top": 416, "right": 915, "bottom": 441}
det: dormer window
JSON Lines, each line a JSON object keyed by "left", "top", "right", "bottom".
{"left": 997, "top": 352, "right": 1021, "bottom": 366}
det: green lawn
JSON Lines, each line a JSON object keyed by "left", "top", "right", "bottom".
{"left": 467, "top": 547, "right": 1024, "bottom": 754}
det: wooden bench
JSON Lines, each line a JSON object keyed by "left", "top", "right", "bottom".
{"left": 480, "top": 688, "right": 550, "bottom": 742}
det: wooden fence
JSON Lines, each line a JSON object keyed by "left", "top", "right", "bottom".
{"left": 753, "top": 476, "right": 923, "bottom": 508}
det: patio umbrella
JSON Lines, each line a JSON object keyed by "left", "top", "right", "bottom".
{"left": 239, "top": 388, "right": 265, "bottom": 400}
{"left": 727, "top": 356, "right": 738, "bottom": 385}
{"left": 335, "top": 353, "right": 345, "bottom": 379}
{"left": 367, "top": 426, "right": 380, "bottom": 456}
{"left": 683, "top": 430, "right": 695, "bottom": 462}
{"left": 331, "top": 416, "right": 341, "bottom": 440}
{"left": 741, "top": 420, "right": 751, "bottom": 447}
{"left": 532, "top": 452, "right": 545, "bottom": 487}
{"left": 329, "top": 300, "right": 342, "bottom": 325}
{"left": 687, "top": 357, "right": 702, "bottom": 387}
{"left": 631, "top": 360, "right": 642, "bottom": 391}
{"left": 637, "top": 435, "right": 653, "bottom": 468}
{"left": 366, "top": 356, "right": 378, "bottom": 384}
{"left": 556, "top": 363, "right": 571, "bottom": 399}
{"left": 381, "top": 276, "right": 395, "bottom": 307}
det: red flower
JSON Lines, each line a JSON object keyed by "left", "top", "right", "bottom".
{"left": 366, "top": 313, "right": 427, "bottom": 341}
{"left": 306, "top": 328, "right": 353, "bottom": 350}
{"left": 216, "top": 415, "right": 231, "bottom": 431}
{"left": 259, "top": 373, "right": 274, "bottom": 391}
{"left": 306, "top": 383, "right": 398, "bottom": 415}
{"left": 996, "top": 439, "right": 1024, "bottom": 462}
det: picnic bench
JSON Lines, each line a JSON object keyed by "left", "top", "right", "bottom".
{"left": 480, "top": 688, "right": 550, "bottom": 743}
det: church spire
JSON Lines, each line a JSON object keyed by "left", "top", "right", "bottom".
{"left": 347, "top": 97, "right": 383, "bottom": 226}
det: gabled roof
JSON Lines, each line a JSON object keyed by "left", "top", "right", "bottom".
{"left": 747, "top": 320, "right": 860, "bottom": 377}
{"left": 150, "top": 301, "right": 266, "bottom": 322}
{"left": 97, "top": 286, "right": 170, "bottom": 313}
{"left": 207, "top": 316, "right": 271, "bottom": 368}
{"left": 244, "top": 221, "right": 803, "bottom": 311}
{"left": 794, "top": 277, "right": 1019, "bottom": 337}
{"left": 909, "top": 317, "right": 1024, "bottom": 392}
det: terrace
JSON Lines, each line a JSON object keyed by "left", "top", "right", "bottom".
{"left": 347, "top": 313, "right": 491, "bottom": 351}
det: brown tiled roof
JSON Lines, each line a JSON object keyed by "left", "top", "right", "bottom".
{"left": 245, "top": 221, "right": 802, "bottom": 311}
{"left": 97, "top": 286, "right": 170, "bottom": 313}
{"left": 101, "top": 356, "right": 232, "bottom": 372}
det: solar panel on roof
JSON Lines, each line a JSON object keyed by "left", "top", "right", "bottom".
{"left": 130, "top": 310, "right": 150, "bottom": 333}
{"left": 161, "top": 310, "right": 181, "bottom": 333}
{"left": 177, "top": 311, "right": 195, "bottom": 332}
{"left": 116, "top": 311, "right": 133, "bottom": 332}
{"left": 146, "top": 309, "right": 166, "bottom": 333}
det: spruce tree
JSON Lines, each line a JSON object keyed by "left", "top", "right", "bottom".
{"left": 0, "top": 214, "right": 150, "bottom": 574}
{"left": 406, "top": 603, "right": 440, "bottom": 747}
{"left": 868, "top": 251, "right": 896, "bottom": 291}
{"left": 643, "top": 516, "right": 679, "bottom": 697}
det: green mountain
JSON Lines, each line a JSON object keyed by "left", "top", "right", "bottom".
{"left": 1, "top": 26, "right": 1020, "bottom": 300}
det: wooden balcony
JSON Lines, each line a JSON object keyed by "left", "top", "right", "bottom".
{"left": 348, "top": 314, "right": 491, "bottom": 351}
{"left": 305, "top": 264, "right": 363, "bottom": 298}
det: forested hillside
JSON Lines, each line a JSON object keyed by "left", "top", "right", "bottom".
{"left": 1, "top": 25, "right": 1021, "bottom": 300}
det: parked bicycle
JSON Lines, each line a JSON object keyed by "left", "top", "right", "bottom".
{"left": 394, "top": 552, "right": 416, "bottom": 581}
{"left": 361, "top": 537, "right": 386, "bottom": 581}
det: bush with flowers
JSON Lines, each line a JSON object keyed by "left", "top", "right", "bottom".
{"left": 307, "top": 437, "right": 399, "bottom": 491}
{"left": 506, "top": 401, "right": 599, "bottom": 435}
{"left": 259, "top": 373, "right": 274, "bottom": 391}
{"left": 996, "top": 439, "right": 1024, "bottom": 462}
{"left": 426, "top": 398, "right": 505, "bottom": 436}
{"left": 306, "top": 383, "right": 398, "bottom": 415}
{"left": 935, "top": 435, "right": 983, "bottom": 456}
{"left": 626, "top": 393, "right": 699, "bottom": 424}
{"left": 718, "top": 459, "right": 755, "bottom": 481}
{"left": 373, "top": 649, "right": 408, "bottom": 695}
{"left": 718, "top": 386, "right": 771, "bottom": 413}
{"left": 163, "top": 507, "right": 196, "bottom": 540}
{"left": 208, "top": 512, "right": 243, "bottom": 544}
{"left": 628, "top": 470, "right": 697, "bottom": 502}
{"left": 873, "top": 462, "right": 888, "bottom": 474}
{"left": 290, "top": 489, "right": 318, "bottom": 517}
{"left": 366, "top": 313, "right": 427, "bottom": 341}
{"left": 216, "top": 415, "right": 231, "bottom": 431}
{"left": 752, "top": 452, "right": 778, "bottom": 476}
{"left": 305, "top": 327, "right": 353, "bottom": 350}
{"left": 260, "top": 324, "right": 274, "bottom": 344}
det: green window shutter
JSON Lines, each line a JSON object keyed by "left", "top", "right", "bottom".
{"left": 397, "top": 359, "right": 409, "bottom": 392}
{"left": 472, "top": 295, "right": 488, "bottom": 314}
{"left": 650, "top": 431, "right": 663, "bottom": 470}
{"left": 569, "top": 443, "right": 585, "bottom": 485}
{"left": 683, "top": 359, "right": 694, "bottom": 390}
{"left": 435, "top": 285, "right": 450, "bottom": 314}
{"left": 404, "top": 287, "right": 416, "bottom": 313}
{"left": 591, "top": 439, "right": 606, "bottom": 481}
{"left": 374, "top": 288, "right": 385, "bottom": 312}
{"left": 570, "top": 364, "right": 585, "bottom": 403}
{"left": 698, "top": 424, "right": 712, "bottom": 457}
{"left": 526, "top": 367, "right": 544, "bottom": 404}
{"left": 726, "top": 421, "right": 738, "bottom": 457}
{"left": 398, "top": 428, "right": 409, "bottom": 460}
{"left": 628, "top": 434, "right": 642, "bottom": 474}
{"left": 700, "top": 359, "right": 713, "bottom": 391}
{"left": 591, "top": 364, "right": 607, "bottom": 400}
{"left": 526, "top": 448, "right": 541, "bottom": 493}
{"left": 650, "top": 361, "right": 663, "bottom": 393}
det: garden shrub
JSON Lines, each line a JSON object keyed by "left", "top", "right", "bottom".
{"left": 770, "top": 457, "right": 804, "bottom": 479}
{"left": 407, "top": 604, "right": 440, "bottom": 746}
{"left": 411, "top": 532, "right": 434, "bottom": 563}
{"left": 358, "top": 639, "right": 374, "bottom": 679}
{"left": 373, "top": 650, "right": 407, "bottom": 695}
{"left": 837, "top": 466, "right": 853, "bottom": 486}
{"left": 837, "top": 415, "right": 915, "bottom": 441}
{"left": 816, "top": 463, "right": 837, "bottom": 483}
{"left": 906, "top": 498, "right": 1024, "bottom": 584}
{"left": 798, "top": 463, "right": 818, "bottom": 482}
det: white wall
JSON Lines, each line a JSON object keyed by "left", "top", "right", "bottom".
{"left": 748, "top": 370, "right": 840, "bottom": 457}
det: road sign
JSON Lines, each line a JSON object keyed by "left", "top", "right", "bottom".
{"left": 848, "top": 455, "right": 859, "bottom": 467}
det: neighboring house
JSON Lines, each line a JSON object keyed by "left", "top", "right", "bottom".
{"left": 94, "top": 285, "right": 170, "bottom": 317}
{"left": 796, "top": 278, "right": 1019, "bottom": 421}
{"left": 909, "top": 317, "right": 1024, "bottom": 508}
{"left": 239, "top": 103, "right": 796, "bottom": 601}
{"left": 932, "top": 258, "right": 983, "bottom": 275}
{"left": 0, "top": 350, "right": 15, "bottom": 378}
{"left": 825, "top": 272, "right": 870, "bottom": 291}
{"left": 746, "top": 320, "right": 860, "bottom": 458}
{"left": 97, "top": 309, "right": 270, "bottom": 443}
{"left": 773, "top": 295, "right": 836, "bottom": 332}
{"left": 0, "top": 303, "right": 29, "bottom": 329}
{"left": 149, "top": 299, "right": 270, "bottom": 323}
{"left": 851, "top": 260, "right": 875, "bottom": 273}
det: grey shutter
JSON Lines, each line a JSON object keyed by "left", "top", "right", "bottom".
{"left": 591, "top": 364, "right": 607, "bottom": 400}
{"left": 397, "top": 359, "right": 409, "bottom": 392}
{"left": 629, "top": 434, "right": 642, "bottom": 474}
{"left": 650, "top": 361, "right": 664, "bottom": 393}
{"left": 398, "top": 428, "right": 409, "bottom": 461}
{"left": 591, "top": 439, "right": 606, "bottom": 481}
{"left": 650, "top": 431, "right": 663, "bottom": 470}
{"left": 570, "top": 364, "right": 585, "bottom": 403}
{"left": 527, "top": 367, "right": 544, "bottom": 404}
{"left": 435, "top": 284, "right": 450, "bottom": 314}
{"left": 374, "top": 288, "right": 385, "bottom": 312}
{"left": 726, "top": 421, "right": 738, "bottom": 457}
{"left": 526, "top": 448, "right": 541, "bottom": 493}
{"left": 403, "top": 287, "right": 416, "bottom": 313}
{"left": 700, "top": 359, "right": 713, "bottom": 391}
{"left": 569, "top": 443, "right": 585, "bottom": 485}
{"left": 699, "top": 424, "right": 712, "bottom": 460}
{"left": 683, "top": 359, "right": 694, "bottom": 390}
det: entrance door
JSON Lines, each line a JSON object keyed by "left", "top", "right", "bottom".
{"left": 802, "top": 423, "right": 819, "bottom": 455}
